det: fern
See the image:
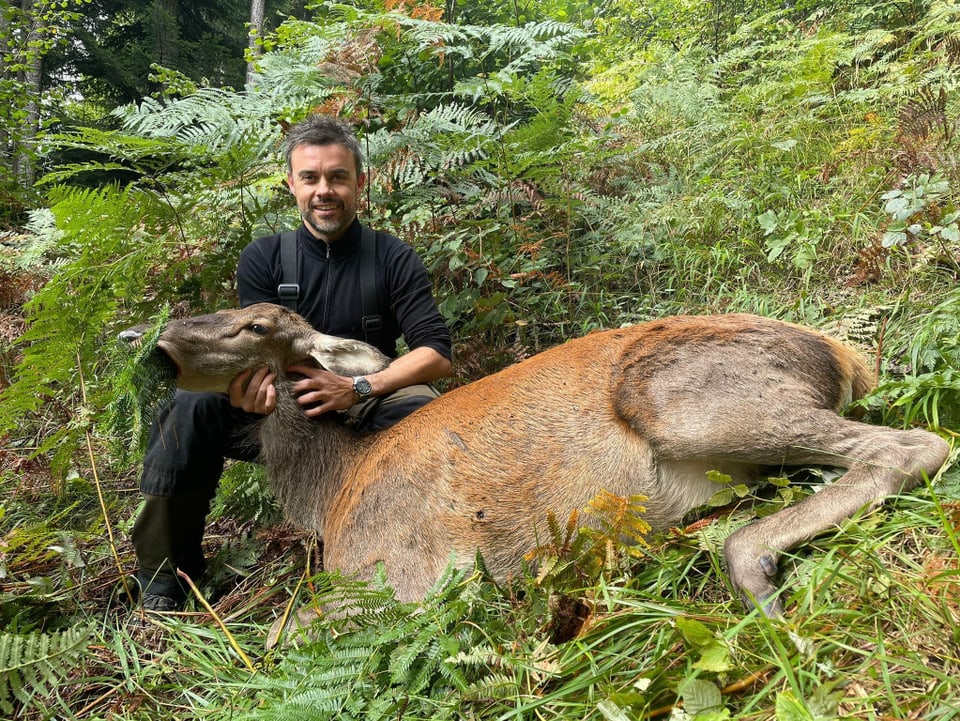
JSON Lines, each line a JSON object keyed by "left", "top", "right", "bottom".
{"left": 104, "top": 306, "right": 176, "bottom": 460}
{"left": 899, "top": 85, "right": 950, "bottom": 141}
{"left": 375, "top": 13, "right": 586, "bottom": 72}
{"left": 235, "top": 563, "right": 515, "bottom": 720}
{"left": 10, "top": 209, "right": 64, "bottom": 272}
{"left": 519, "top": 492, "right": 654, "bottom": 644}
{"left": 528, "top": 490, "right": 651, "bottom": 591}
{"left": 0, "top": 81, "right": 289, "bottom": 472}
{"left": 0, "top": 184, "right": 190, "bottom": 474}
{"left": 584, "top": 489, "right": 652, "bottom": 553}
{"left": 865, "top": 288, "right": 960, "bottom": 430}
{"left": 0, "top": 501, "right": 88, "bottom": 583}
{"left": 0, "top": 624, "right": 93, "bottom": 716}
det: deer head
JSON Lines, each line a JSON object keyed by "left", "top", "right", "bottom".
{"left": 121, "top": 303, "right": 390, "bottom": 392}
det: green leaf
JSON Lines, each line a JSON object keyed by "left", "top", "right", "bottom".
{"left": 706, "top": 470, "right": 733, "bottom": 484}
{"left": 679, "top": 678, "right": 723, "bottom": 716}
{"left": 677, "top": 617, "right": 733, "bottom": 673}
{"left": 881, "top": 230, "right": 906, "bottom": 247}
{"left": 757, "top": 209, "right": 779, "bottom": 235}
{"left": 764, "top": 234, "right": 792, "bottom": 262}
{"left": 939, "top": 224, "right": 960, "bottom": 242}
{"left": 596, "top": 698, "right": 633, "bottom": 721}
{"left": 775, "top": 690, "right": 815, "bottom": 721}
{"left": 693, "top": 642, "right": 733, "bottom": 673}
{"left": 708, "top": 488, "right": 735, "bottom": 506}
{"left": 676, "top": 617, "right": 715, "bottom": 647}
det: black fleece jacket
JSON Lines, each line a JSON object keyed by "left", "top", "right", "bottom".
{"left": 236, "top": 220, "right": 452, "bottom": 361}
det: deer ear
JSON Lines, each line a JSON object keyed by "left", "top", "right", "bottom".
{"left": 298, "top": 332, "right": 390, "bottom": 376}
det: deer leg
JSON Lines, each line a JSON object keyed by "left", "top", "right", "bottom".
{"left": 721, "top": 422, "right": 948, "bottom": 616}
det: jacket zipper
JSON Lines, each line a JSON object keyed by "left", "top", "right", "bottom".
{"left": 321, "top": 243, "right": 332, "bottom": 331}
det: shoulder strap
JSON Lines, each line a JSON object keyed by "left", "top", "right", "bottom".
{"left": 277, "top": 230, "right": 300, "bottom": 312}
{"left": 359, "top": 225, "right": 382, "bottom": 343}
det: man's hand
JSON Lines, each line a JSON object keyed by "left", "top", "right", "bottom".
{"left": 287, "top": 364, "right": 359, "bottom": 418}
{"left": 227, "top": 345, "right": 450, "bottom": 419}
{"left": 229, "top": 366, "right": 277, "bottom": 415}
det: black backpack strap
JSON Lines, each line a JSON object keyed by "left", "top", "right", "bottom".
{"left": 277, "top": 230, "right": 300, "bottom": 312}
{"left": 359, "top": 225, "right": 382, "bottom": 343}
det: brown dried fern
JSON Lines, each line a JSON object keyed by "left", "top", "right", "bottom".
{"left": 898, "top": 85, "right": 951, "bottom": 143}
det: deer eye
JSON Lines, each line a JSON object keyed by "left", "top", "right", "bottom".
{"left": 248, "top": 323, "right": 270, "bottom": 336}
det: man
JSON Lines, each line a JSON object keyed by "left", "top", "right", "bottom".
{"left": 130, "top": 116, "right": 452, "bottom": 612}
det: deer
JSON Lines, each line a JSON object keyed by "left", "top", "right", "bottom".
{"left": 125, "top": 303, "right": 949, "bottom": 638}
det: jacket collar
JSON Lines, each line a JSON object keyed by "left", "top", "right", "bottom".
{"left": 297, "top": 218, "right": 362, "bottom": 259}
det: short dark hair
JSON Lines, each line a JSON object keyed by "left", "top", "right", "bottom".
{"left": 284, "top": 115, "right": 365, "bottom": 177}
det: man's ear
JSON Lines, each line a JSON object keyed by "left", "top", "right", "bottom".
{"left": 297, "top": 331, "right": 390, "bottom": 376}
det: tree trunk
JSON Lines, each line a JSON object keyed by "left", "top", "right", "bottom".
{"left": 152, "top": 0, "right": 179, "bottom": 69}
{"left": 247, "top": 0, "right": 265, "bottom": 86}
{"left": 0, "top": 7, "right": 10, "bottom": 168}
{"left": 14, "top": 0, "right": 41, "bottom": 188}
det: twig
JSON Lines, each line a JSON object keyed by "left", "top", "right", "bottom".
{"left": 74, "top": 681, "right": 125, "bottom": 717}
{"left": 274, "top": 533, "right": 320, "bottom": 647}
{"left": 875, "top": 315, "right": 888, "bottom": 380}
{"left": 643, "top": 667, "right": 771, "bottom": 719}
{"left": 77, "top": 351, "right": 135, "bottom": 606}
{"left": 177, "top": 569, "right": 257, "bottom": 673}
{"left": 720, "top": 667, "right": 771, "bottom": 694}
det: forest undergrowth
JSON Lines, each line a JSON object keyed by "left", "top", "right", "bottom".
{"left": 3, "top": 1, "right": 960, "bottom": 719}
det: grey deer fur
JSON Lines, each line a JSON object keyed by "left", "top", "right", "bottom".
{"left": 136, "top": 303, "right": 949, "bottom": 628}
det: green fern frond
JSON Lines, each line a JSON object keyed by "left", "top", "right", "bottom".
{"left": 0, "top": 502, "right": 86, "bottom": 580}
{"left": 0, "top": 624, "right": 93, "bottom": 716}
{"left": 11, "top": 209, "right": 64, "bottom": 272}
{"left": 38, "top": 128, "right": 196, "bottom": 186}
{"left": 114, "top": 89, "right": 278, "bottom": 152}
{"left": 105, "top": 307, "right": 176, "bottom": 459}
{"left": 236, "top": 564, "right": 498, "bottom": 720}
{"left": 461, "top": 670, "right": 523, "bottom": 703}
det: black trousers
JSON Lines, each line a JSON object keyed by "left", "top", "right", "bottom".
{"left": 130, "top": 386, "right": 437, "bottom": 600}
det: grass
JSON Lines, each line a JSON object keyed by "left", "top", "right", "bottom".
{"left": 3, "top": 266, "right": 958, "bottom": 720}
{"left": 2, "top": 449, "right": 958, "bottom": 719}
{"left": 4, "top": 3, "right": 960, "bottom": 716}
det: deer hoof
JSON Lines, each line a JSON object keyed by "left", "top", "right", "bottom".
{"left": 758, "top": 553, "right": 778, "bottom": 578}
{"left": 738, "top": 587, "right": 784, "bottom": 619}
{"left": 724, "top": 535, "right": 785, "bottom": 617}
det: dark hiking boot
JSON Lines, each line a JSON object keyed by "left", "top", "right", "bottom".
{"left": 126, "top": 591, "right": 184, "bottom": 635}
{"left": 141, "top": 592, "right": 185, "bottom": 613}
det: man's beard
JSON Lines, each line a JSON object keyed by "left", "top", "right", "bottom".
{"left": 301, "top": 204, "right": 353, "bottom": 240}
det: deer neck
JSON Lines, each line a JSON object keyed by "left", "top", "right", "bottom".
{"left": 255, "top": 383, "right": 370, "bottom": 535}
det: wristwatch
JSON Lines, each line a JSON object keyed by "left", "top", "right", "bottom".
{"left": 352, "top": 376, "right": 373, "bottom": 399}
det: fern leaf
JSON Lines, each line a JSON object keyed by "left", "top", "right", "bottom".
{"left": 0, "top": 624, "right": 93, "bottom": 715}
{"left": 585, "top": 489, "right": 652, "bottom": 549}
{"left": 106, "top": 307, "right": 177, "bottom": 458}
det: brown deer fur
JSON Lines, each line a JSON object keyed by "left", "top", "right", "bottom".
{"left": 139, "top": 303, "right": 949, "bottom": 623}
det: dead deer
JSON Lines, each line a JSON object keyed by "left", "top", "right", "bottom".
{"left": 128, "top": 303, "right": 949, "bottom": 626}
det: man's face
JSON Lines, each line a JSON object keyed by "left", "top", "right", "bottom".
{"left": 287, "top": 143, "right": 366, "bottom": 244}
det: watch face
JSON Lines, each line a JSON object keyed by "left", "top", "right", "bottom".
{"left": 354, "top": 377, "right": 372, "bottom": 396}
